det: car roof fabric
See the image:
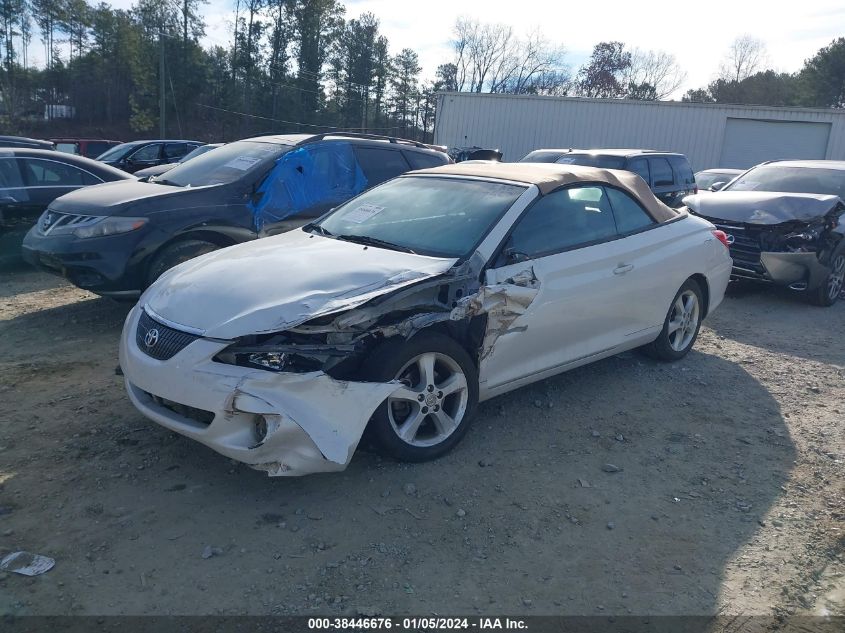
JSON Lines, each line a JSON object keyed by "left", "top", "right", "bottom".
{"left": 411, "top": 162, "right": 680, "bottom": 222}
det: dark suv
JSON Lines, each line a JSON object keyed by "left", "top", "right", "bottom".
{"left": 520, "top": 149, "right": 696, "bottom": 207}
{"left": 22, "top": 133, "right": 450, "bottom": 297}
{"left": 96, "top": 140, "right": 203, "bottom": 174}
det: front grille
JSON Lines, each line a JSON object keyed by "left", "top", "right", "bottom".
{"left": 38, "top": 211, "right": 102, "bottom": 235}
{"left": 136, "top": 310, "right": 200, "bottom": 361}
{"left": 714, "top": 222, "right": 765, "bottom": 274}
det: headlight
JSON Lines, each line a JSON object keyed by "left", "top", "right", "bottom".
{"left": 74, "top": 217, "right": 148, "bottom": 239}
{"left": 247, "top": 352, "right": 289, "bottom": 371}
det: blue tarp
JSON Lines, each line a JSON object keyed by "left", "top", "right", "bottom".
{"left": 250, "top": 142, "right": 367, "bottom": 231}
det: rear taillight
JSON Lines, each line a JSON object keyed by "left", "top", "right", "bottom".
{"left": 712, "top": 229, "right": 730, "bottom": 248}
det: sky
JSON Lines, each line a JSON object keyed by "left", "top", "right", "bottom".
{"left": 69, "top": 0, "right": 845, "bottom": 98}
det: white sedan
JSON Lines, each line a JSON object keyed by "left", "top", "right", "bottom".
{"left": 120, "top": 163, "right": 733, "bottom": 475}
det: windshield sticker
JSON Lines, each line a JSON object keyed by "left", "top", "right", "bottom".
{"left": 223, "top": 156, "right": 262, "bottom": 171}
{"left": 345, "top": 203, "right": 386, "bottom": 224}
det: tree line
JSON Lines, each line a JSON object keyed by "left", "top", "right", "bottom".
{"left": 0, "top": 1, "right": 842, "bottom": 143}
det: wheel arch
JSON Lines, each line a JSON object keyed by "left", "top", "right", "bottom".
{"left": 689, "top": 273, "right": 710, "bottom": 317}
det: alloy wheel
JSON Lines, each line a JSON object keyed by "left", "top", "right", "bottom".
{"left": 667, "top": 290, "right": 700, "bottom": 352}
{"left": 827, "top": 254, "right": 845, "bottom": 301}
{"left": 386, "top": 352, "right": 469, "bottom": 447}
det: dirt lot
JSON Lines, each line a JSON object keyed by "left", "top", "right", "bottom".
{"left": 0, "top": 266, "right": 842, "bottom": 618}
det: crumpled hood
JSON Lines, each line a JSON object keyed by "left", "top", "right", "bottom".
{"left": 142, "top": 229, "right": 457, "bottom": 339}
{"left": 49, "top": 180, "right": 224, "bottom": 216}
{"left": 683, "top": 191, "right": 842, "bottom": 225}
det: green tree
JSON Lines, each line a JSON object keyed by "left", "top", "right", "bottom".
{"left": 799, "top": 37, "right": 845, "bottom": 108}
{"left": 389, "top": 47, "right": 420, "bottom": 135}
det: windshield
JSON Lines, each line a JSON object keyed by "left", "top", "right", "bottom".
{"left": 554, "top": 154, "right": 626, "bottom": 169}
{"left": 97, "top": 142, "right": 138, "bottom": 162}
{"left": 313, "top": 176, "right": 526, "bottom": 258}
{"left": 696, "top": 171, "right": 737, "bottom": 190}
{"left": 160, "top": 141, "right": 289, "bottom": 187}
{"left": 725, "top": 166, "right": 845, "bottom": 197}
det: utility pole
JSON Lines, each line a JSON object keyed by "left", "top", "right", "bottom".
{"left": 159, "top": 33, "right": 166, "bottom": 137}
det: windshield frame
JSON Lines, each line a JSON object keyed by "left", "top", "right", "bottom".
{"left": 309, "top": 174, "right": 529, "bottom": 260}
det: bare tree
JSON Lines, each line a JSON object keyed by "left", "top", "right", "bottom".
{"left": 622, "top": 48, "right": 686, "bottom": 99}
{"left": 719, "top": 35, "right": 768, "bottom": 83}
{"left": 448, "top": 18, "right": 569, "bottom": 95}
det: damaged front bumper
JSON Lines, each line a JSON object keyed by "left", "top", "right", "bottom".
{"left": 733, "top": 251, "right": 831, "bottom": 289}
{"left": 119, "top": 305, "right": 399, "bottom": 476}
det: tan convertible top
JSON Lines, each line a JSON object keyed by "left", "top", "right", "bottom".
{"left": 411, "top": 162, "right": 680, "bottom": 222}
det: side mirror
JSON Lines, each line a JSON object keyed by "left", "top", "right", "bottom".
{"left": 502, "top": 247, "right": 530, "bottom": 266}
{"left": 709, "top": 181, "right": 726, "bottom": 191}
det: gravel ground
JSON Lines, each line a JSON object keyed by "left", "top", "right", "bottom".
{"left": 0, "top": 268, "right": 842, "bottom": 617}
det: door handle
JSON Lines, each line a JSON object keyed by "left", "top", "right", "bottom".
{"left": 613, "top": 264, "right": 634, "bottom": 275}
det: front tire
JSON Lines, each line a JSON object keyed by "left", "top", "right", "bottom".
{"left": 808, "top": 247, "right": 844, "bottom": 307}
{"left": 360, "top": 332, "right": 478, "bottom": 462}
{"left": 642, "top": 279, "right": 704, "bottom": 361}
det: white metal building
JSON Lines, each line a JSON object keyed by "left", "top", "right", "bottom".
{"left": 433, "top": 92, "right": 845, "bottom": 171}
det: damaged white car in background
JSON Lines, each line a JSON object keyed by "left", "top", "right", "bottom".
{"left": 119, "top": 162, "right": 733, "bottom": 476}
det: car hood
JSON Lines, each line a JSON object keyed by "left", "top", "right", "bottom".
{"left": 142, "top": 229, "right": 458, "bottom": 339}
{"left": 48, "top": 180, "right": 228, "bottom": 216}
{"left": 683, "top": 191, "right": 842, "bottom": 225}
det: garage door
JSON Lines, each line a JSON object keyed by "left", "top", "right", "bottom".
{"left": 719, "top": 118, "right": 831, "bottom": 169}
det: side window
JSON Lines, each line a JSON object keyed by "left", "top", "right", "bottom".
{"left": 668, "top": 156, "right": 695, "bottom": 186}
{"left": 628, "top": 158, "right": 650, "bottom": 184}
{"left": 0, "top": 158, "right": 26, "bottom": 189}
{"left": 164, "top": 143, "right": 188, "bottom": 160}
{"left": 131, "top": 144, "right": 161, "bottom": 162}
{"left": 404, "top": 151, "right": 447, "bottom": 170}
{"left": 606, "top": 187, "right": 655, "bottom": 234}
{"left": 353, "top": 147, "right": 411, "bottom": 187}
{"left": 650, "top": 157, "right": 674, "bottom": 187}
{"left": 20, "top": 159, "right": 89, "bottom": 186}
{"left": 501, "top": 185, "right": 617, "bottom": 262}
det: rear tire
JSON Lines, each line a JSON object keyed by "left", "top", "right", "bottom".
{"left": 807, "top": 246, "right": 844, "bottom": 307}
{"left": 642, "top": 279, "right": 704, "bottom": 361}
{"left": 360, "top": 332, "right": 478, "bottom": 463}
{"left": 145, "top": 239, "right": 219, "bottom": 288}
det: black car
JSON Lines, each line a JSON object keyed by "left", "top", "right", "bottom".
{"left": 133, "top": 143, "right": 224, "bottom": 180}
{"left": 0, "top": 135, "right": 55, "bottom": 150}
{"left": 520, "top": 148, "right": 696, "bottom": 207}
{"left": 1, "top": 149, "right": 133, "bottom": 265}
{"left": 683, "top": 160, "right": 845, "bottom": 306}
{"left": 96, "top": 139, "right": 203, "bottom": 174}
{"left": 22, "top": 133, "right": 450, "bottom": 297}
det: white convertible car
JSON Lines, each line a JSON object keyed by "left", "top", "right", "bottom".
{"left": 120, "top": 163, "right": 733, "bottom": 476}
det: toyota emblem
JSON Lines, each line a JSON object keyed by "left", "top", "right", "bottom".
{"left": 725, "top": 234, "right": 735, "bottom": 245}
{"left": 144, "top": 328, "right": 160, "bottom": 348}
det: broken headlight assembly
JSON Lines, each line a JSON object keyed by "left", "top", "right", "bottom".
{"left": 214, "top": 332, "right": 359, "bottom": 374}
